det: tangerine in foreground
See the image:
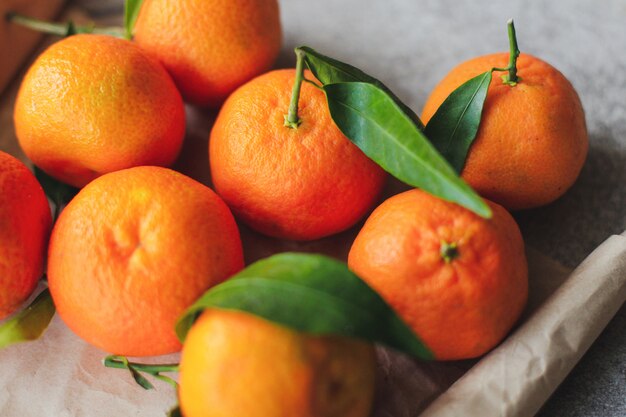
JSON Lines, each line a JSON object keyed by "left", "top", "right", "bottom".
{"left": 14, "top": 34, "right": 185, "bottom": 188}
{"left": 179, "top": 309, "right": 376, "bottom": 417}
{"left": 0, "top": 152, "right": 51, "bottom": 319}
{"left": 134, "top": 0, "right": 282, "bottom": 107}
{"left": 348, "top": 189, "right": 528, "bottom": 360}
{"left": 210, "top": 69, "right": 387, "bottom": 241}
{"left": 47, "top": 167, "right": 243, "bottom": 356}
{"left": 422, "top": 53, "right": 588, "bottom": 210}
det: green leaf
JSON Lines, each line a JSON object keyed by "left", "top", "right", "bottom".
{"left": 298, "top": 46, "right": 424, "bottom": 130}
{"left": 34, "top": 166, "right": 78, "bottom": 221}
{"left": 128, "top": 367, "right": 154, "bottom": 390}
{"left": 151, "top": 373, "right": 179, "bottom": 390}
{"left": 124, "top": 0, "right": 144, "bottom": 40}
{"left": 167, "top": 406, "right": 182, "bottom": 417}
{"left": 0, "top": 289, "right": 56, "bottom": 349}
{"left": 321, "top": 81, "right": 492, "bottom": 218}
{"left": 127, "top": 367, "right": 154, "bottom": 390}
{"left": 104, "top": 355, "right": 154, "bottom": 390}
{"left": 294, "top": 46, "right": 491, "bottom": 217}
{"left": 65, "top": 21, "right": 78, "bottom": 36}
{"left": 176, "top": 253, "right": 433, "bottom": 359}
{"left": 424, "top": 71, "right": 492, "bottom": 173}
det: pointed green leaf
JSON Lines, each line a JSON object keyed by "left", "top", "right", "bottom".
{"left": 65, "top": 21, "right": 78, "bottom": 36}
{"left": 167, "top": 406, "right": 182, "bottom": 417}
{"left": 34, "top": 166, "right": 78, "bottom": 220}
{"left": 124, "top": 0, "right": 144, "bottom": 40}
{"left": 424, "top": 71, "right": 492, "bottom": 173}
{"left": 321, "top": 81, "right": 491, "bottom": 217}
{"left": 128, "top": 366, "right": 154, "bottom": 390}
{"left": 0, "top": 289, "right": 55, "bottom": 349}
{"left": 294, "top": 46, "right": 490, "bottom": 217}
{"left": 298, "top": 46, "right": 424, "bottom": 129}
{"left": 177, "top": 253, "right": 433, "bottom": 359}
{"left": 104, "top": 355, "right": 154, "bottom": 390}
{"left": 150, "top": 373, "right": 179, "bottom": 389}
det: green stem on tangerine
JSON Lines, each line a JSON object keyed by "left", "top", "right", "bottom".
{"left": 440, "top": 241, "right": 459, "bottom": 263}
{"left": 502, "top": 18, "right": 521, "bottom": 86}
{"left": 6, "top": 12, "right": 125, "bottom": 38}
{"left": 284, "top": 48, "right": 307, "bottom": 129}
{"left": 103, "top": 355, "right": 180, "bottom": 374}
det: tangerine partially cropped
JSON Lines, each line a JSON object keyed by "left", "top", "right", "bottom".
{"left": 14, "top": 34, "right": 185, "bottom": 188}
{"left": 179, "top": 309, "right": 376, "bottom": 417}
{"left": 422, "top": 53, "right": 588, "bottom": 210}
{"left": 348, "top": 189, "right": 528, "bottom": 360}
{"left": 0, "top": 152, "right": 51, "bottom": 319}
{"left": 47, "top": 166, "right": 244, "bottom": 356}
{"left": 133, "top": 0, "right": 282, "bottom": 107}
{"left": 209, "top": 69, "right": 387, "bottom": 241}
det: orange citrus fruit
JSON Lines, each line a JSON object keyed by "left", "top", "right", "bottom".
{"left": 422, "top": 53, "right": 588, "bottom": 210}
{"left": 47, "top": 166, "right": 243, "bottom": 356}
{"left": 348, "top": 189, "right": 528, "bottom": 360}
{"left": 0, "top": 151, "right": 51, "bottom": 319}
{"left": 179, "top": 309, "right": 376, "bottom": 417}
{"left": 134, "top": 0, "right": 282, "bottom": 107}
{"left": 209, "top": 69, "right": 387, "bottom": 241}
{"left": 14, "top": 34, "right": 185, "bottom": 188}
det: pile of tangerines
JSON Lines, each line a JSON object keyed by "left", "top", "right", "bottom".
{"left": 1, "top": 0, "right": 588, "bottom": 416}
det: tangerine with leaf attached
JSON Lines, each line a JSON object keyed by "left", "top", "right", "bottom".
{"left": 348, "top": 189, "right": 528, "bottom": 360}
{"left": 422, "top": 26, "right": 587, "bottom": 210}
{"left": 209, "top": 69, "right": 386, "bottom": 241}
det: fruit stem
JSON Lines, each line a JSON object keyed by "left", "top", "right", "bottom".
{"left": 440, "top": 241, "right": 459, "bottom": 263}
{"left": 5, "top": 12, "right": 125, "bottom": 38}
{"left": 502, "top": 19, "right": 521, "bottom": 86}
{"left": 103, "top": 355, "right": 180, "bottom": 374}
{"left": 284, "top": 48, "right": 306, "bottom": 129}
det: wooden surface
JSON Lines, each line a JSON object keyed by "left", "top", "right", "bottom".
{"left": 0, "top": 4, "right": 90, "bottom": 161}
{"left": 0, "top": 0, "right": 65, "bottom": 95}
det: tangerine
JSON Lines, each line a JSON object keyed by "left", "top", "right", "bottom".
{"left": 14, "top": 34, "right": 185, "bottom": 188}
{"left": 209, "top": 69, "right": 387, "bottom": 241}
{"left": 47, "top": 166, "right": 243, "bottom": 356}
{"left": 422, "top": 52, "right": 588, "bottom": 210}
{"left": 0, "top": 151, "right": 51, "bottom": 319}
{"left": 348, "top": 189, "right": 528, "bottom": 360}
{"left": 134, "top": 0, "right": 282, "bottom": 107}
{"left": 179, "top": 309, "right": 376, "bottom": 417}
